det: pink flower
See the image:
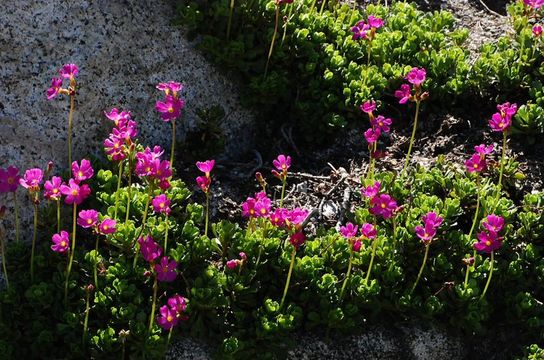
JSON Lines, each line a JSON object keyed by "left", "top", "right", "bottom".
{"left": 362, "top": 181, "right": 381, "bottom": 198}
{"left": 135, "top": 149, "right": 160, "bottom": 178}
{"left": 285, "top": 208, "right": 309, "bottom": 225}
{"left": 473, "top": 231, "right": 502, "bottom": 253}
{"left": 59, "top": 64, "right": 79, "bottom": 79}
{"left": 60, "top": 179, "right": 91, "bottom": 205}
{"left": 395, "top": 84, "right": 411, "bottom": 104}
{"left": 364, "top": 127, "right": 381, "bottom": 145}
{"left": 196, "top": 160, "right": 215, "bottom": 177}
{"left": 196, "top": 176, "right": 211, "bottom": 193}
{"left": 226, "top": 259, "right": 239, "bottom": 270}
{"left": 474, "top": 144, "right": 494, "bottom": 157}
{"left": 371, "top": 115, "right": 392, "bottom": 133}
{"left": 255, "top": 197, "right": 272, "bottom": 218}
{"left": 289, "top": 231, "right": 306, "bottom": 249}
{"left": 369, "top": 194, "right": 398, "bottom": 219}
{"left": 367, "top": 15, "right": 384, "bottom": 29}
{"left": 482, "top": 214, "right": 504, "bottom": 234}
{"left": 351, "top": 20, "right": 370, "bottom": 40}
{"left": 138, "top": 235, "right": 162, "bottom": 263}
{"left": 77, "top": 209, "right": 99, "bottom": 228}
{"left": 340, "top": 223, "right": 358, "bottom": 238}
{"left": 422, "top": 212, "right": 443, "bottom": 229}
{"left": 353, "top": 239, "right": 362, "bottom": 252}
{"left": 156, "top": 95, "right": 184, "bottom": 122}
{"left": 415, "top": 224, "right": 437, "bottom": 243}
{"left": 269, "top": 208, "right": 288, "bottom": 227}
{"left": 115, "top": 119, "right": 139, "bottom": 141}
{"left": 51, "top": 231, "right": 70, "bottom": 253}
{"left": 489, "top": 102, "right": 517, "bottom": 132}
{"left": 19, "top": 168, "right": 44, "bottom": 192}
{"left": 405, "top": 67, "right": 426, "bottom": 86}
{"left": 98, "top": 218, "right": 117, "bottom": 235}
{"left": 155, "top": 257, "right": 178, "bottom": 282}
{"left": 156, "top": 82, "right": 184, "bottom": 96}
{"left": 360, "top": 101, "right": 376, "bottom": 114}
{"left": 272, "top": 154, "right": 291, "bottom": 173}
{"left": 156, "top": 305, "right": 179, "bottom": 330}
{"left": 239, "top": 252, "right": 247, "bottom": 262}
{"left": 0, "top": 166, "right": 20, "bottom": 193}
{"left": 360, "top": 223, "right": 377, "bottom": 239}
{"left": 46, "top": 78, "right": 63, "bottom": 100}
{"left": 44, "top": 176, "right": 64, "bottom": 200}
{"left": 464, "top": 153, "right": 486, "bottom": 173}
{"left": 525, "top": 0, "right": 544, "bottom": 9}
{"left": 104, "top": 108, "right": 132, "bottom": 126}
{"left": 104, "top": 134, "right": 127, "bottom": 161}
{"left": 533, "top": 24, "right": 543, "bottom": 37}
{"left": 152, "top": 194, "right": 171, "bottom": 215}
{"left": 167, "top": 294, "right": 188, "bottom": 314}
{"left": 72, "top": 159, "right": 94, "bottom": 183}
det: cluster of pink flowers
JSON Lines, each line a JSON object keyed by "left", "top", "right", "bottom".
{"left": 59, "top": 160, "right": 93, "bottom": 205}
{"left": 340, "top": 222, "right": 377, "bottom": 252}
{"left": 196, "top": 160, "right": 215, "bottom": 194}
{"left": 46, "top": 64, "right": 78, "bottom": 100}
{"left": 0, "top": 166, "right": 20, "bottom": 193}
{"left": 362, "top": 181, "right": 399, "bottom": 219}
{"left": 226, "top": 252, "right": 247, "bottom": 270}
{"left": 395, "top": 67, "right": 429, "bottom": 104}
{"left": 157, "top": 294, "right": 188, "bottom": 330}
{"left": 524, "top": 0, "right": 544, "bottom": 9}
{"left": 414, "top": 212, "right": 443, "bottom": 243}
{"left": 351, "top": 15, "right": 384, "bottom": 41}
{"left": 19, "top": 168, "right": 44, "bottom": 195}
{"left": 138, "top": 235, "right": 178, "bottom": 282}
{"left": 242, "top": 191, "right": 272, "bottom": 218}
{"left": 361, "top": 100, "right": 392, "bottom": 151}
{"left": 77, "top": 209, "right": 117, "bottom": 235}
{"left": 271, "top": 154, "right": 291, "bottom": 181}
{"left": 155, "top": 82, "right": 184, "bottom": 122}
{"left": 104, "top": 108, "right": 138, "bottom": 162}
{"left": 488, "top": 102, "right": 517, "bottom": 132}
{"left": 464, "top": 144, "right": 494, "bottom": 174}
{"left": 474, "top": 214, "right": 504, "bottom": 253}
{"left": 135, "top": 146, "right": 172, "bottom": 190}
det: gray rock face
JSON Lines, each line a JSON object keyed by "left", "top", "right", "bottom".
{"left": 0, "top": 0, "right": 254, "bottom": 241}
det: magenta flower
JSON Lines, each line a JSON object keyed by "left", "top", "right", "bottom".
{"left": 51, "top": 231, "right": 70, "bottom": 254}
{"left": 167, "top": 294, "right": 188, "bottom": 314}
{"left": 77, "top": 209, "right": 99, "bottom": 228}
{"left": 152, "top": 194, "right": 171, "bottom": 215}
{"left": 138, "top": 236, "right": 162, "bottom": 263}
{"left": 360, "top": 101, "right": 376, "bottom": 114}
{"left": 482, "top": 214, "right": 504, "bottom": 234}
{"left": 340, "top": 223, "right": 358, "bottom": 238}
{"left": 60, "top": 179, "right": 91, "bottom": 205}
{"left": 135, "top": 150, "right": 159, "bottom": 178}
{"left": 360, "top": 223, "right": 377, "bottom": 239}
{"left": 104, "top": 108, "right": 132, "bottom": 126}
{"left": 155, "top": 257, "right": 178, "bottom": 282}
{"left": 422, "top": 212, "right": 443, "bottom": 229}
{"left": 367, "top": 15, "right": 384, "bottom": 29}
{"left": 156, "top": 82, "right": 184, "bottom": 96}
{"left": 364, "top": 127, "right": 381, "bottom": 145}
{"left": 395, "top": 84, "right": 411, "bottom": 104}
{"left": 489, "top": 102, "right": 517, "bottom": 132}
{"left": 465, "top": 153, "right": 486, "bottom": 173}
{"left": 371, "top": 115, "right": 392, "bottom": 133}
{"left": 289, "top": 231, "right": 306, "bottom": 249}
{"left": 405, "top": 67, "right": 426, "bottom": 86}
{"left": 369, "top": 194, "right": 398, "bottom": 219}
{"left": 156, "top": 305, "right": 179, "bottom": 330}
{"left": 474, "top": 231, "right": 502, "bottom": 253}
{"left": 72, "top": 159, "right": 94, "bottom": 183}
{"left": 474, "top": 144, "right": 494, "bottom": 157}
{"left": 156, "top": 95, "right": 184, "bottom": 122}
{"left": 98, "top": 218, "right": 117, "bottom": 235}
{"left": 196, "top": 160, "right": 215, "bottom": 177}
{"left": 285, "top": 208, "right": 309, "bottom": 225}
{"left": 361, "top": 181, "right": 381, "bottom": 199}
{"left": 46, "top": 78, "right": 63, "bottom": 100}
{"left": 534, "top": 24, "right": 543, "bottom": 37}
{"left": 353, "top": 239, "right": 362, "bottom": 252}
{"left": 44, "top": 176, "right": 63, "bottom": 200}
{"left": 255, "top": 197, "right": 272, "bottom": 218}
{"left": 351, "top": 20, "right": 370, "bottom": 40}
{"left": 415, "top": 224, "right": 437, "bottom": 243}
{"left": 269, "top": 208, "right": 288, "bottom": 227}
{"left": 525, "top": 0, "right": 544, "bottom": 9}
{"left": 115, "top": 119, "right": 139, "bottom": 141}
{"left": 196, "top": 176, "right": 211, "bottom": 194}
{"left": 59, "top": 64, "right": 79, "bottom": 79}
{"left": 226, "top": 259, "right": 239, "bottom": 270}
{"left": 104, "top": 134, "right": 127, "bottom": 161}
{"left": 0, "top": 166, "right": 20, "bottom": 193}
{"left": 19, "top": 168, "right": 44, "bottom": 192}
{"left": 272, "top": 154, "right": 291, "bottom": 173}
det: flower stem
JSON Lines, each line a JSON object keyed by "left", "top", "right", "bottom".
{"left": 364, "top": 238, "right": 379, "bottom": 285}
{"left": 410, "top": 243, "right": 430, "bottom": 294}
{"left": 281, "top": 4, "right": 293, "bottom": 45}
{"left": 319, "top": 0, "right": 327, "bottom": 14}
{"left": 401, "top": 100, "right": 421, "bottom": 178}
{"left": 264, "top": 5, "right": 280, "bottom": 78}
{"left": 65, "top": 203, "right": 77, "bottom": 304}
{"left": 56, "top": 200, "right": 61, "bottom": 233}
{"left": 170, "top": 120, "right": 176, "bottom": 168}
{"left": 226, "top": 0, "right": 235, "bottom": 40}
{"left": 279, "top": 178, "right": 286, "bottom": 207}
{"left": 480, "top": 251, "right": 494, "bottom": 300}
{"left": 163, "top": 216, "right": 170, "bottom": 253}
{"left": 166, "top": 327, "right": 174, "bottom": 352}
{"left": 30, "top": 203, "right": 38, "bottom": 283}
{"left": 0, "top": 227, "right": 9, "bottom": 290}
{"left": 13, "top": 192, "right": 20, "bottom": 243}
{"left": 68, "top": 94, "right": 75, "bottom": 171}
{"left": 94, "top": 235, "right": 100, "bottom": 288}
{"left": 280, "top": 247, "right": 296, "bottom": 309}
{"left": 495, "top": 131, "right": 507, "bottom": 203}
{"left": 114, "top": 161, "right": 124, "bottom": 220}
{"left": 148, "top": 276, "right": 158, "bottom": 334}
{"left": 133, "top": 185, "right": 153, "bottom": 268}
{"left": 125, "top": 160, "right": 133, "bottom": 223}
{"left": 464, "top": 176, "right": 481, "bottom": 289}
{"left": 82, "top": 289, "right": 91, "bottom": 346}
{"left": 204, "top": 192, "right": 210, "bottom": 237}
{"left": 339, "top": 249, "right": 354, "bottom": 301}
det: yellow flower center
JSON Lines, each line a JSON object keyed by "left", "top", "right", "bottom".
{"left": 103, "top": 225, "right": 109, "bottom": 230}
{"left": 473, "top": 163, "right": 479, "bottom": 169}
{"left": 61, "top": 241, "right": 66, "bottom": 247}
{"left": 379, "top": 122, "right": 383, "bottom": 126}
{"left": 167, "top": 315, "right": 173, "bottom": 322}
{"left": 7, "top": 178, "right": 14, "bottom": 184}
{"left": 71, "top": 190, "right": 78, "bottom": 196}
{"left": 281, "top": 164, "right": 286, "bottom": 170}
{"left": 87, "top": 219, "right": 93, "bottom": 224}
{"left": 78, "top": 171, "right": 84, "bottom": 178}
{"left": 498, "top": 122, "right": 504, "bottom": 128}
{"left": 163, "top": 267, "right": 168, "bottom": 272}
{"left": 485, "top": 240, "right": 491, "bottom": 246}
{"left": 168, "top": 107, "right": 174, "bottom": 113}
{"left": 53, "top": 189, "right": 59, "bottom": 193}
{"left": 381, "top": 203, "right": 386, "bottom": 208}
{"left": 160, "top": 203, "right": 165, "bottom": 208}
{"left": 114, "top": 143, "right": 119, "bottom": 149}
{"left": 146, "top": 167, "right": 151, "bottom": 172}
{"left": 260, "top": 208, "right": 266, "bottom": 214}
{"left": 249, "top": 209, "right": 255, "bottom": 215}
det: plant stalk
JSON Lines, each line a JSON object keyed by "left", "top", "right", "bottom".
{"left": 114, "top": 160, "right": 124, "bottom": 220}
{"left": 339, "top": 248, "right": 354, "bottom": 300}
{"left": 480, "top": 251, "right": 494, "bottom": 300}
{"left": 13, "top": 192, "right": 20, "bottom": 243}
{"left": 410, "top": 243, "right": 430, "bottom": 294}
{"left": 364, "top": 237, "right": 379, "bottom": 285}
{"left": 148, "top": 276, "right": 158, "bottom": 334}
{"left": 401, "top": 100, "right": 421, "bottom": 177}
{"left": 30, "top": 203, "right": 38, "bottom": 283}
{"left": 264, "top": 5, "right": 280, "bottom": 78}
{"left": 65, "top": 203, "right": 77, "bottom": 303}
{"left": 68, "top": 94, "right": 75, "bottom": 170}
{"left": 280, "top": 247, "right": 297, "bottom": 309}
